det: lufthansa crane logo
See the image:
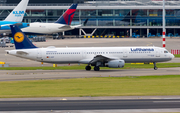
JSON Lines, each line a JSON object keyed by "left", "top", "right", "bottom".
{"left": 14, "top": 32, "right": 24, "bottom": 43}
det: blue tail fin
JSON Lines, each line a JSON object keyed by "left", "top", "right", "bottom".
{"left": 55, "top": 4, "right": 78, "bottom": 25}
{"left": 10, "top": 25, "right": 37, "bottom": 49}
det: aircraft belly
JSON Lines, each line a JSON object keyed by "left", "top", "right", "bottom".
{"left": 123, "top": 57, "right": 171, "bottom": 63}
{"left": 44, "top": 54, "right": 82, "bottom": 63}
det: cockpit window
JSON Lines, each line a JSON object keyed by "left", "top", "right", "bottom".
{"left": 164, "top": 51, "right": 168, "bottom": 53}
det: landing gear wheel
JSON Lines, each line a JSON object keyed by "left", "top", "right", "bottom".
{"left": 94, "top": 66, "right": 100, "bottom": 71}
{"left": 85, "top": 66, "right": 91, "bottom": 71}
{"left": 154, "top": 67, "right": 158, "bottom": 70}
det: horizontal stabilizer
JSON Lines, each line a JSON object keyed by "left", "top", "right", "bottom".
{"left": 58, "top": 25, "right": 71, "bottom": 29}
{"left": 16, "top": 51, "right": 28, "bottom": 55}
{"left": 70, "top": 19, "right": 89, "bottom": 29}
{"left": 70, "top": 25, "right": 81, "bottom": 29}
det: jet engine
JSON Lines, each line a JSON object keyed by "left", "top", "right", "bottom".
{"left": 107, "top": 60, "right": 125, "bottom": 68}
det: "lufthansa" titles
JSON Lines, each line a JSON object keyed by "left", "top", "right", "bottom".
{"left": 131, "top": 48, "right": 154, "bottom": 51}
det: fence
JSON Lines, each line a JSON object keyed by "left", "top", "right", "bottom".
{"left": 171, "top": 49, "right": 180, "bottom": 54}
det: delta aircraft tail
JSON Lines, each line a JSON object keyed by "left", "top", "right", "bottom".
{"left": 10, "top": 25, "right": 37, "bottom": 49}
{"left": 4, "top": 0, "right": 29, "bottom": 22}
{"left": 55, "top": 4, "right": 78, "bottom": 25}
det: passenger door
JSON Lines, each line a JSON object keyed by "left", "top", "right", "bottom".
{"left": 82, "top": 51, "right": 87, "bottom": 59}
{"left": 123, "top": 49, "right": 128, "bottom": 58}
{"left": 156, "top": 48, "right": 160, "bottom": 57}
{"left": 37, "top": 49, "right": 42, "bottom": 60}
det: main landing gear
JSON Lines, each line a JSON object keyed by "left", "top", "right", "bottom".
{"left": 85, "top": 65, "right": 91, "bottom": 71}
{"left": 153, "top": 62, "right": 158, "bottom": 70}
{"left": 85, "top": 65, "right": 100, "bottom": 71}
{"left": 94, "top": 66, "right": 100, "bottom": 71}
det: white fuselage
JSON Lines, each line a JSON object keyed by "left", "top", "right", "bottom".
{"left": 21, "top": 23, "right": 73, "bottom": 34}
{"left": 7, "top": 46, "right": 174, "bottom": 65}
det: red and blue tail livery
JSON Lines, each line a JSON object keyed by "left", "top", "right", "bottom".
{"left": 10, "top": 25, "right": 37, "bottom": 49}
{"left": 55, "top": 4, "right": 78, "bottom": 25}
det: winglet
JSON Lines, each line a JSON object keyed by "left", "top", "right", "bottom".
{"left": 4, "top": 0, "right": 29, "bottom": 22}
{"left": 55, "top": 4, "right": 78, "bottom": 25}
{"left": 10, "top": 25, "right": 37, "bottom": 49}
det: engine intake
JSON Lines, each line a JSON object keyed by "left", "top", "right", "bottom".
{"left": 107, "top": 60, "right": 125, "bottom": 68}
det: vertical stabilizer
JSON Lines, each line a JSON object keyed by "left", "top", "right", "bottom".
{"left": 10, "top": 25, "right": 37, "bottom": 49}
{"left": 55, "top": 4, "right": 78, "bottom": 25}
{"left": 4, "top": 0, "right": 29, "bottom": 22}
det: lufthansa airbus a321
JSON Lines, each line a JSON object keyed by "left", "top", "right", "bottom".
{"left": 6, "top": 25, "right": 174, "bottom": 71}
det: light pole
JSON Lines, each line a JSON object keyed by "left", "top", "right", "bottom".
{"left": 162, "top": 0, "right": 166, "bottom": 48}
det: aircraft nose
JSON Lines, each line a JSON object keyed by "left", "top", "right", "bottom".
{"left": 171, "top": 54, "right": 175, "bottom": 59}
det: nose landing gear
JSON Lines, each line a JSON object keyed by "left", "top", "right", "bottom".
{"left": 153, "top": 62, "right": 158, "bottom": 70}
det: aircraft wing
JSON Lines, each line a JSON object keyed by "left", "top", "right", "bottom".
{"left": 89, "top": 55, "right": 120, "bottom": 64}
{"left": 79, "top": 55, "right": 119, "bottom": 64}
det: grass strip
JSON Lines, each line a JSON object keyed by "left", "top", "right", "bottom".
{"left": 0, "top": 75, "right": 180, "bottom": 98}
{"left": 174, "top": 54, "right": 180, "bottom": 58}
{"left": 0, "top": 63, "right": 180, "bottom": 70}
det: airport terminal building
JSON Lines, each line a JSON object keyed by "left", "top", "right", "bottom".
{"left": 1, "top": 0, "right": 180, "bottom": 37}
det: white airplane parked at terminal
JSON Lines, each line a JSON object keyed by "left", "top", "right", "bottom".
{"left": 6, "top": 25, "right": 174, "bottom": 71}
{"left": 0, "top": 0, "right": 29, "bottom": 34}
{"left": 21, "top": 4, "right": 81, "bottom": 35}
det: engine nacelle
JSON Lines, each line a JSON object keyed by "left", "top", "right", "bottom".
{"left": 107, "top": 60, "right": 125, "bottom": 68}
